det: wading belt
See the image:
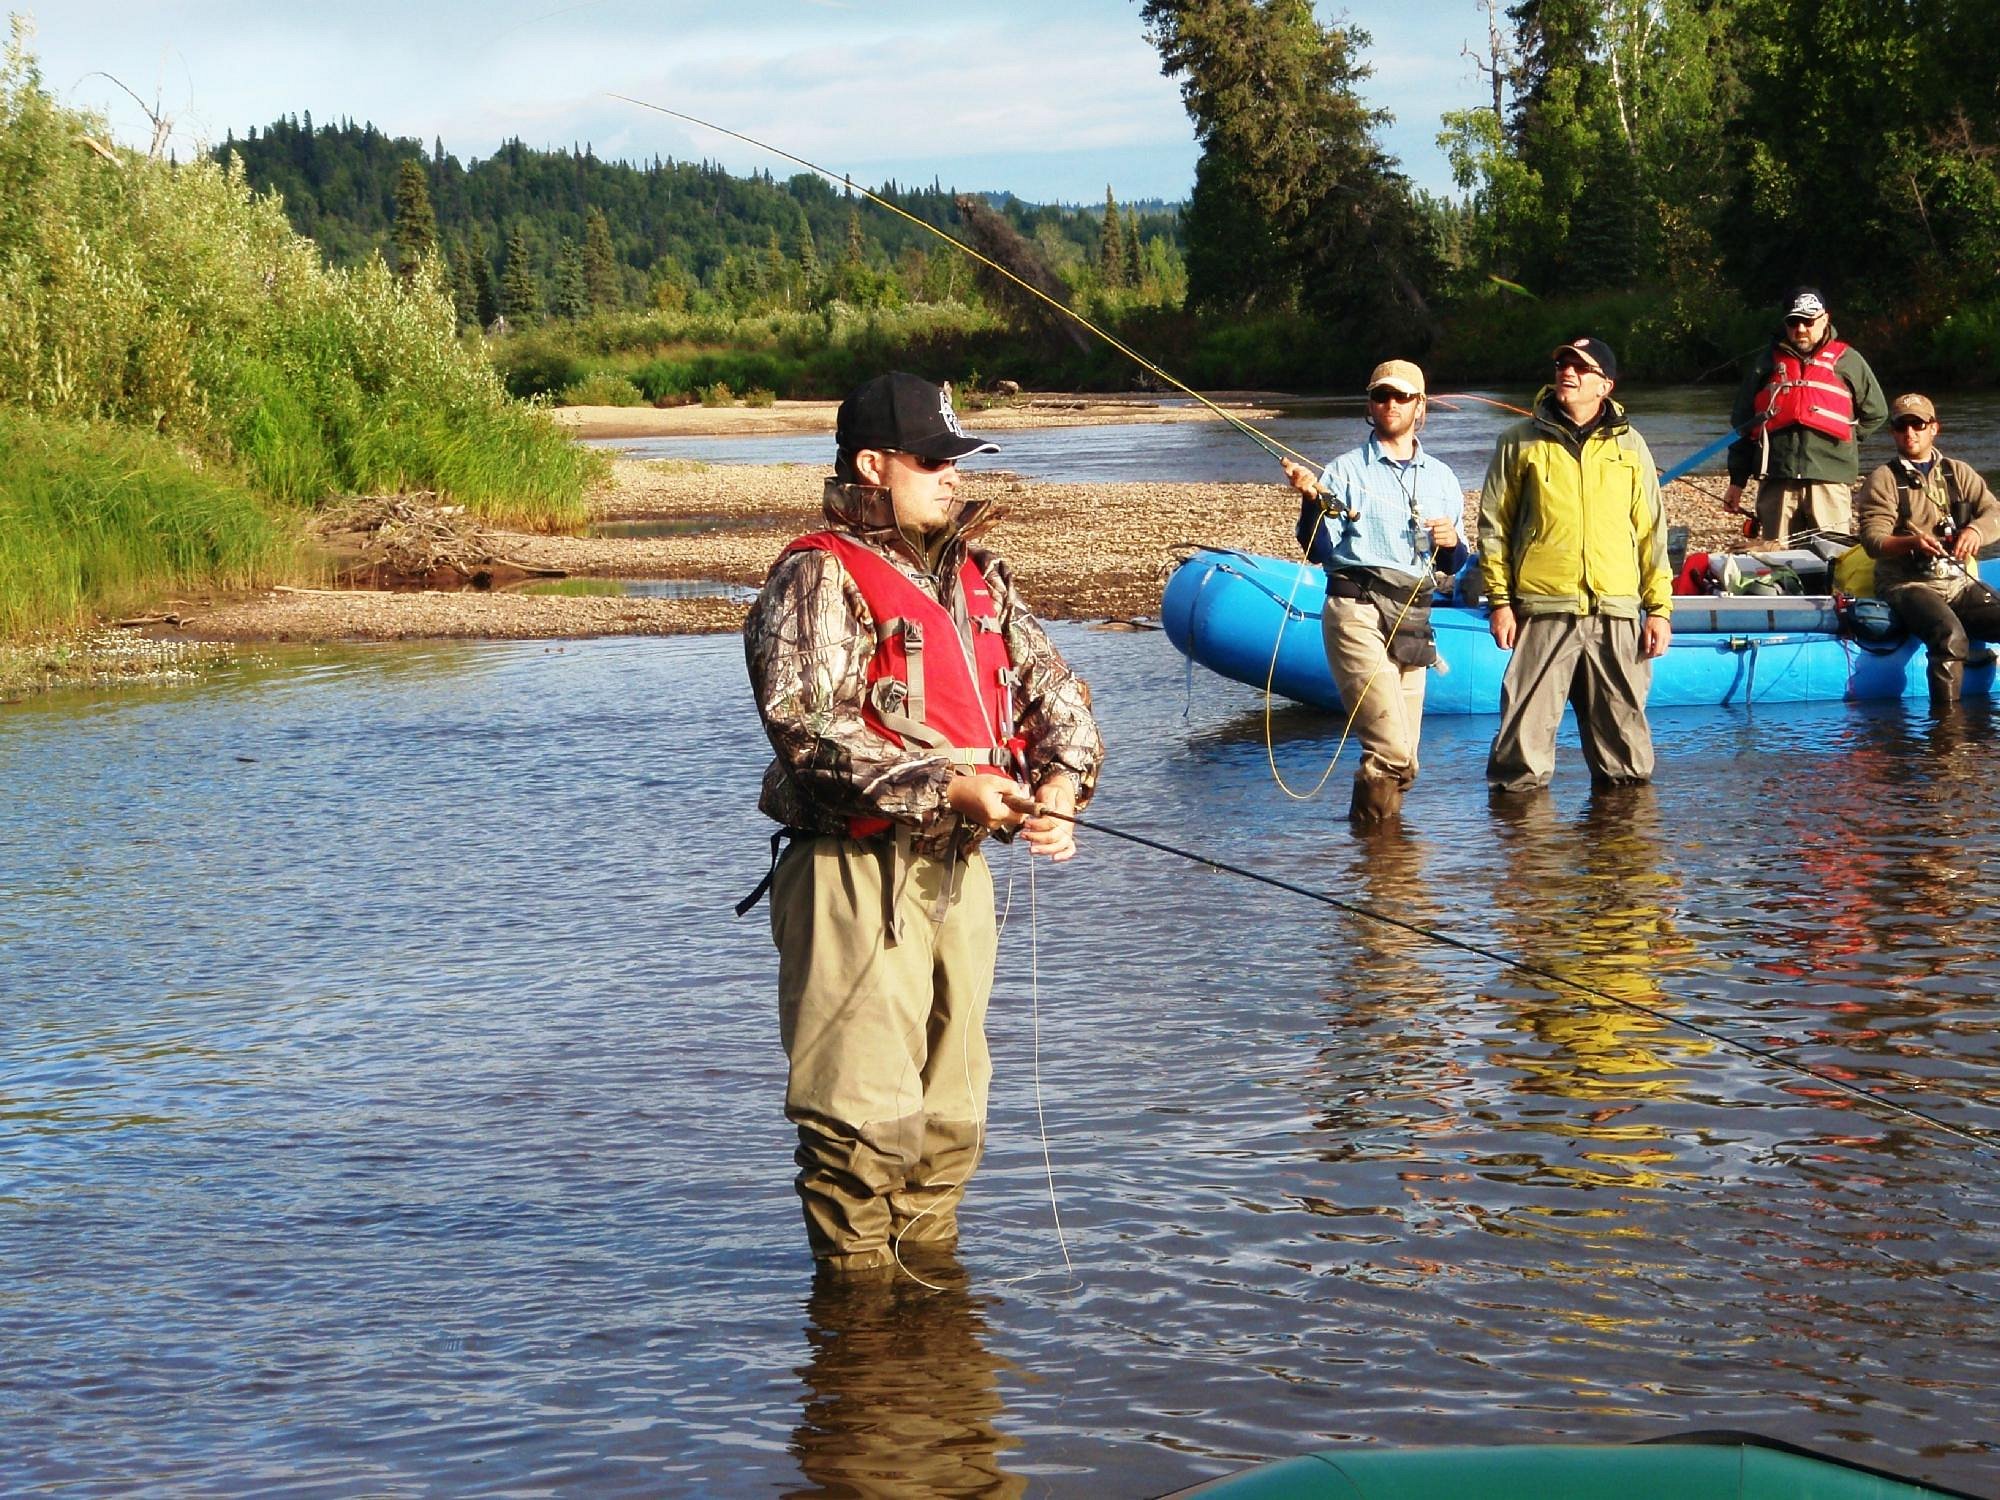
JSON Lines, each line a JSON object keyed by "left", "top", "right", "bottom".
{"left": 1327, "top": 567, "right": 1438, "bottom": 668}
{"left": 734, "top": 827, "right": 807, "bottom": 917}
{"left": 731, "top": 822, "right": 967, "bottom": 945}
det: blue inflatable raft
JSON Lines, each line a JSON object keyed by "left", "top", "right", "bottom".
{"left": 1160, "top": 548, "right": 1999, "bottom": 714}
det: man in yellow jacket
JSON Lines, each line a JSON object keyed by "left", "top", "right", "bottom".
{"left": 1477, "top": 338, "right": 1674, "bottom": 792}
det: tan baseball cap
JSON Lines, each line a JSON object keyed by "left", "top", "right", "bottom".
{"left": 1366, "top": 359, "right": 1425, "bottom": 396}
{"left": 1889, "top": 393, "right": 1936, "bottom": 423}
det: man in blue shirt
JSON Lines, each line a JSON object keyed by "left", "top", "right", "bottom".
{"left": 1282, "top": 359, "right": 1469, "bottom": 824}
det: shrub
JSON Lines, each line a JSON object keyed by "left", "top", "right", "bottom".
{"left": 0, "top": 22, "right": 599, "bottom": 630}
{"left": 698, "top": 381, "right": 735, "bottom": 407}
{"left": 559, "top": 373, "right": 647, "bottom": 407}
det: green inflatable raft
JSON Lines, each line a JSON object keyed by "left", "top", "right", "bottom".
{"left": 1163, "top": 1435, "right": 1983, "bottom": 1499}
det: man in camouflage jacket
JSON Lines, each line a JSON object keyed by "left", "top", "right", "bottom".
{"left": 744, "top": 372, "right": 1103, "bottom": 1275}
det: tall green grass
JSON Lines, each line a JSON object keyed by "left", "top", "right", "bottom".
{"left": 0, "top": 24, "right": 596, "bottom": 638}
{"left": 0, "top": 411, "right": 291, "bottom": 636}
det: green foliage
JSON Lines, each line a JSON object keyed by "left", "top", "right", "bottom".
{"left": 550, "top": 238, "right": 589, "bottom": 320}
{"left": 0, "top": 409, "right": 290, "bottom": 636}
{"left": 1432, "top": 0, "right": 1995, "bottom": 372}
{"left": 216, "top": 120, "right": 1185, "bottom": 327}
{"left": 581, "top": 206, "right": 619, "bottom": 312}
{"left": 1098, "top": 187, "right": 1127, "bottom": 289}
{"left": 0, "top": 25, "right": 595, "bottom": 636}
{"left": 500, "top": 221, "right": 541, "bottom": 326}
{"left": 1727, "top": 0, "right": 2000, "bottom": 317}
{"left": 560, "top": 372, "right": 647, "bottom": 406}
{"left": 743, "top": 387, "right": 776, "bottom": 408}
{"left": 697, "top": 381, "right": 735, "bottom": 407}
{"left": 1427, "top": 284, "right": 1764, "bottom": 385}
{"left": 1141, "top": 0, "right": 1433, "bottom": 347}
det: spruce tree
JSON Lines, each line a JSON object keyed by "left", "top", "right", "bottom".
{"left": 551, "top": 238, "right": 589, "bottom": 319}
{"left": 391, "top": 159, "right": 437, "bottom": 286}
{"left": 763, "top": 229, "right": 789, "bottom": 304}
{"left": 796, "top": 217, "right": 819, "bottom": 300}
{"left": 472, "top": 234, "right": 501, "bottom": 328}
{"left": 1098, "top": 187, "right": 1127, "bottom": 289}
{"left": 581, "top": 206, "right": 620, "bottom": 312}
{"left": 500, "top": 223, "right": 540, "bottom": 327}
{"left": 447, "top": 235, "right": 479, "bottom": 327}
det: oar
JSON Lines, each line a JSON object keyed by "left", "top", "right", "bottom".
{"left": 1660, "top": 426, "right": 1741, "bottom": 487}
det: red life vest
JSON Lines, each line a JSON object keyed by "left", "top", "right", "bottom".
{"left": 783, "top": 530, "right": 1019, "bottom": 839}
{"left": 1748, "top": 340, "right": 1856, "bottom": 442}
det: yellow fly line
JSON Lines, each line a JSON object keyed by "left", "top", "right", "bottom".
{"left": 609, "top": 94, "right": 1319, "bottom": 470}
{"left": 616, "top": 94, "right": 1452, "bottom": 799}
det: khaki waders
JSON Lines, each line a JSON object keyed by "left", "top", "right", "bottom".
{"left": 1321, "top": 595, "right": 1428, "bottom": 822}
{"left": 770, "top": 833, "right": 995, "bottom": 1272}
{"left": 1754, "top": 478, "right": 1853, "bottom": 543}
{"left": 1487, "top": 613, "right": 1655, "bottom": 792}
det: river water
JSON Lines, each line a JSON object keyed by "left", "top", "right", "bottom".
{"left": 7, "top": 419, "right": 2000, "bottom": 1497}
{"left": 593, "top": 384, "right": 2000, "bottom": 490}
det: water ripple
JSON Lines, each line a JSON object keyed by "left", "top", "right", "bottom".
{"left": 3, "top": 631, "right": 1997, "bottom": 1495}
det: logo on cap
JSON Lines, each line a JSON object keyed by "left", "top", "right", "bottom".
{"left": 937, "top": 387, "right": 970, "bottom": 439}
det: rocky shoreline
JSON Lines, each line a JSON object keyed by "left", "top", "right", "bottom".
{"left": 153, "top": 455, "right": 1750, "bottom": 645}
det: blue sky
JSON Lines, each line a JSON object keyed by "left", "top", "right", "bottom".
{"left": 31, "top": 3, "right": 1491, "bottom": 203}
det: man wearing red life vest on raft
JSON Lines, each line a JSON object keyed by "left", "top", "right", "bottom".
{"left": 1721, "top": 287, "right": 1888, "bottom": 544}
{"left": 744, "top": 371, "right": 1104, "bottom": 1277}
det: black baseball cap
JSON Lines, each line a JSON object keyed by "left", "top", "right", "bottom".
{"left": 1552, "top": 336, "right": 1619, "bottom": 381}
{"left": 835, "top": 372, "right": 999, "bottom": 463}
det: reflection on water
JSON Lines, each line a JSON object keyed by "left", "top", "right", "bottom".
{"left": 507, "top": 576, "right": 758, "bottom": 601}
{"left": 4, "top": 631, "right": 2000, "bottom": 1496}
{"left": 586, "top": 516, "right": 729, "bottom": 538}
{"left": 793, "top": 1257, "right": 1020, "bottom": 1499}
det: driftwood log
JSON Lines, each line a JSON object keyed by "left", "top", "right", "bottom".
{"left": 310, "top": 494, "right": 566, "bottom": 591}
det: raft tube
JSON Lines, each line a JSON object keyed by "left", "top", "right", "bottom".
{"left": 1160, "top": 547, "right": 2000, "bottom": 714}
{"left": 1163, "top": 1437, "right": 1983, "bottom": 1499}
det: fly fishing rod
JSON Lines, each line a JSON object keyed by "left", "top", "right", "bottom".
{"left": 1018, "top": 802, "right": 2000, "bottom": 1162}
{"left": 611, "top": 94, "right": 1320, "bottom": 473}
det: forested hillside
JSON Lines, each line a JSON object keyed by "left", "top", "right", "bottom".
{"left": 215, "top": 118, "right": 1186, "bottom": 327}
{"left": 209, "top": 0, "right": 2000, "bottom": 391}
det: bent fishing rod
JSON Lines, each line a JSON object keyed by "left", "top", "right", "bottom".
{"left": 611, "top": 94, "right": 1324, "bottom": 476}
{"left": 1013, "top": 800, "right": 2000, "bottom": 1163}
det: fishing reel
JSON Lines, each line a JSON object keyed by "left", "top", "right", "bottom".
{"left": 1929, "top": 515, "right": 1961, "bottom": 579}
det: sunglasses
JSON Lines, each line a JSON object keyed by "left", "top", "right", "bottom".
{"left": 897, "top": 452, "right": 958, "bottom": 472}
{"left": 1368, "top": 387, "right": 1419, "bottom": 404}
{"left": 1785, "top": 314, "right": 1821, "bottom": 327}
{"left": 1553, "top": 357, "right": 1599, "bottom": 374}
{"left": 1891, "top": 416, "right": 1934, "bottom": 431}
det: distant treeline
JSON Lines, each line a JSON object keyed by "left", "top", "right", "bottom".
{"left": 214, "top": 118, "right": 1188, "bottom": 328}
{"left": 214, "top": 0, "right": 2000, "bottom": 393}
